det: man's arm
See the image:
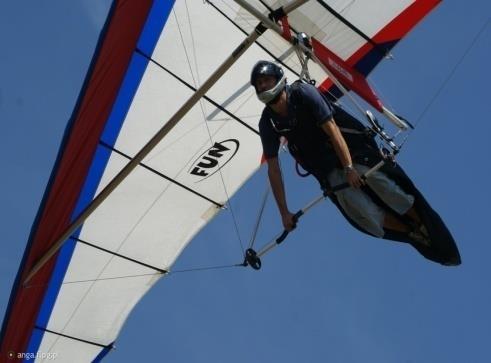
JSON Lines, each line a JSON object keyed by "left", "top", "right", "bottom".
{"left": 258, "top": 110, "right": 295, "bottom": 230}
{"left": 320, "top": 118, "right": 363, "bottom": 188}
{"left": 294, "top": 84, "right": 362, "bottom": 188}
{"left": 266, "top": 156, "right": 296, "bottom": 231}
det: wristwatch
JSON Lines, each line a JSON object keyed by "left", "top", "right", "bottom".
{"left": 344, "top": 164, "right": 355, "bottom": 174}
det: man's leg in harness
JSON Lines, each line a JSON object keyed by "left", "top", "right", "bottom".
{"left": 327, "top": 163, "right": 418, "bottom": 238}
{"left": 327, "top": 164, "right": 386, "bottom": 237}
{"left": 361, "top": 164, "right": 414, "bottom": 215}
{"left": 362, "top": 166, "right": 429, "bottom": 240}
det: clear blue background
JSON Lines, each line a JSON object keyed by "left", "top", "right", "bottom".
{"left": 0, "top": 1, "right": 490, "bottom": 362}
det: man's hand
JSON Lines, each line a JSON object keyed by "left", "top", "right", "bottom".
{"left": 281, "top": 211, "right": 297, "bottom": 231}
{"left": 321, "top": 119, "right": 362, "bottom": 188}
{"left": 267, "top": 157, "right": 295, "bottom": 231}
{"left": 346, "top": 167, "right": 364, "bottom": 188}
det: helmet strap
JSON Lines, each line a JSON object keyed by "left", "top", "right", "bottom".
{"left": 257, "top": 75, "right": 286, "bottom": 104}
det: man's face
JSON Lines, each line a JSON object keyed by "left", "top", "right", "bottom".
{"left": 255, "top": 75, "right": 276, "bottom": 93}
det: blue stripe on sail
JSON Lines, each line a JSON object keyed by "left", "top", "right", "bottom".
{"left": 355, "top": 40, "right": 399, "bottom": 76}
{"left": 138, "top": 0, "right": 175, "bottom": 55}
{"left": 92, "top": 342, "right": 114, "bottom": 362}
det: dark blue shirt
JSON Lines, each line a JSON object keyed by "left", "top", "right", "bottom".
{"left": 259, "top": 82, "right": 334, "bottom": 159}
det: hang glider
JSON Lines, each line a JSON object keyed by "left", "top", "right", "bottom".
{"left": 1, "top": 0, "right": 451, "bottom": 361}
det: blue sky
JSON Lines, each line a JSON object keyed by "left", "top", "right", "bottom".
{"left": 0, "top": 1, "right": 490, "bottom": 362}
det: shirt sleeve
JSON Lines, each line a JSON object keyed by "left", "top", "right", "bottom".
{"left": 297, "top": 83, "right": 334, "bottom": 126}
{"left": 259, "top": 110, "right": 281, "bottom": 159}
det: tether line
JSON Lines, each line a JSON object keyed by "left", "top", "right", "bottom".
{"left": 401, "top": 18, "right": 490, "bottom": 148}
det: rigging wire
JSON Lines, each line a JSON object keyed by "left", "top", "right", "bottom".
{"left": 176, "top": 4, "right": 247, "bottom": 255}
{"left": 24, "top": 263, "right": 245, "bottom": 289}
{"left": 169, "top": 263, "right": 242, "bottom": 274}
{"left": 174, "top": 7, "right": 207, "bottom": 119}
{"left": 247, "top": 180, "right": 270, "bottom": 250}
{"left": 23, "top": 273, "right": 164, "bottom": 289}
{"left": 400, "top": 18, "right": 490, "bottom": 148}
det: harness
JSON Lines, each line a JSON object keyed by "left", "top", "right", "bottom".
{"left": 268, "top": 81, "right": 381, "bottom": 181}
